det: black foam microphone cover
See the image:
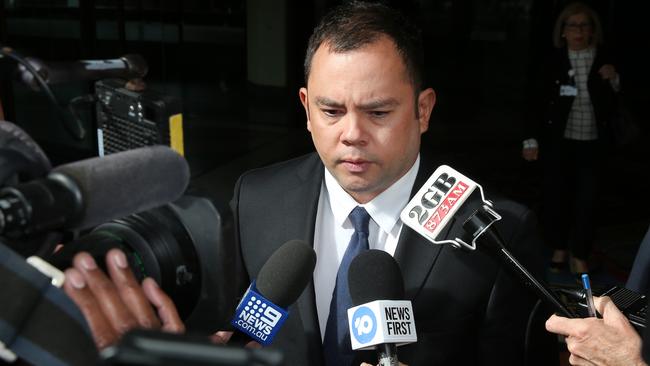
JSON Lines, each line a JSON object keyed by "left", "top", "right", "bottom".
{"left": 52, "top": 145, "right": 189, "bottom": 230}
{"left": 349, "top": 249, "right": 405, "bottom": 306}
{"left": 256, "top": 239, "right": 317, "bottom": 308}
{"left": 0, "top": 121, "right": 51, "bottom": 182}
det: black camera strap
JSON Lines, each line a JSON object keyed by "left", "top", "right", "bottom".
{"left": 0, "top": 242, "right": 97, "bottom": 365}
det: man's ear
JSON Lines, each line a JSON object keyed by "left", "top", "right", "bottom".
{"left": 417, "top": 88, "right": 436, "bottom": 134}
{"left": 299, "top": 87, "right": 311, "bottom": 132}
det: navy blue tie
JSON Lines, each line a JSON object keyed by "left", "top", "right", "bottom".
{"left": 323, "top": 206, "right": 371, "bottom": 366}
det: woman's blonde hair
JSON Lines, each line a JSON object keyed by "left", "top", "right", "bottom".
{"left": 552, "top": 2, "right": 604, "bottom": 48}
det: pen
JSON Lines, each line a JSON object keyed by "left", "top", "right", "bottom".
{"left": 581, "top": 273, "right": 597, "bottom": 317}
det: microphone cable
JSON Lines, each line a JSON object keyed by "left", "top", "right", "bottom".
{"left": 0, "top": 45, "right": 86, "bottom": 140}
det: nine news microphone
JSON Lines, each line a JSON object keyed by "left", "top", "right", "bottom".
{"left": 19, "top": 54, "right": 148, "bottom": 90}
{"left": 0, "top": 145, "right": 188, "bottom": 238}
{"left": 347, "top": 250, "right": 417, "bottom": 366}
{"left": 231, "top": 240, "right": 316, "bottom": 346}
{"left": 400, "top": 165, "right": 576, "bottom": 318}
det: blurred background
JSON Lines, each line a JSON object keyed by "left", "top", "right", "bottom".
{"left": 0, "top": 0, "right": 648, "bottom": 292}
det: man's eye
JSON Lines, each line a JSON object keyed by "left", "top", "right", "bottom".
{"left": 322, "top": 109, "right": 342, "bottom": 117}
{"left": 370, "top": 111, "right": 389, "bottom": 118}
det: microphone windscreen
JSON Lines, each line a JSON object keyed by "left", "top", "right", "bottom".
{"left": 0, "top": 120, "right": 51, "bottom": 176}
{"left": 256, "top": 240, "right": 316, "bottom": 308}
{"left": 349, "top": 249, "right": 405, "bottom": 305}
{"left": 52, "top": 145, "right": 189, "bottom": 230}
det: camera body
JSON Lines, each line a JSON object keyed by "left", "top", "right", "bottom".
{"left": 94, "top": 78, "right": 183, "bottom": 156}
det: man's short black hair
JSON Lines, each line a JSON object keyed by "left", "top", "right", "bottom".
{"left": 304, "top": 1, "right": 424, "bottom": 93}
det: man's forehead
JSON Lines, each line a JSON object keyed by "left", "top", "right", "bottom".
{"left": 308, "top": 37, "right": 408, "bottom": 85}
{"left": 318, "top": 35, "right": 399, "bottom": 58}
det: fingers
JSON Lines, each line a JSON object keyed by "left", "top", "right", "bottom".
{"left": 568, "top": 352, "right": 597, "bottom": 366}
{"left": 598, "top": 64, "right": 617, "bottom": 80}
{"left": 595, "top": 296, "right": 638, "bottom": 332}
{"left": 245, "top": 340, "right": 262, "bottom": 349}
{"left": 68, "top": 249, "right": 185, "bottom": 351}
{"left": 210, "top": 331, "right": 234, "bottom": 344}
{"left": 593, "top": 296, "right": 612, "bottom": 315}
{"left": 142, "top": 278, "right": 185, "bottom": 333}
{"left": 546, "top": 314, "right": 597, "bottom": 338}
{"left": 522, "top": 147, "right": 538, "bottom": 161}
{"left": 73, "top": 252, "right": 138, "bottom": 336}
{"left": 545, "top": 314, "right": 573, "bottom": 336}
{"left": 595, "top": 296, "right": 625, "bottom": 322}
{"left": 63, "top": 268, "right": 119, "bottom": 350}
{"left": 105, "top": 249, "right": 161, "bottom": 329}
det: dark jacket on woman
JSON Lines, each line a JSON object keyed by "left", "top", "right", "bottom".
{"left": 526, "top": 46, "right": 617, "bottom": 145}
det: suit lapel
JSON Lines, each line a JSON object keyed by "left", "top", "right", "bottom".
{"left": 394, "top": 227, "right": 441, "bottom": 299}
{"left": 281, "top": 153, "right": 325, "bottom": 363}
{"left": 394, "top": 154, "right": 453, "bottom": 300}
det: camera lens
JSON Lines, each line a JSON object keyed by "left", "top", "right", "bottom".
{"left": 48, "top": 199, "right": 207, "bottom": 321}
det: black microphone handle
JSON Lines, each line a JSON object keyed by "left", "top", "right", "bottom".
{"left": 377, "top": 343, "right": 399, "bottom": 366}
{"left": 463, "top": 206, "right": 577, "bottom": 318}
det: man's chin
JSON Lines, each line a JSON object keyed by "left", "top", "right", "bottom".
{"left": 338, "top": 178, "right": 383, "bottom": 202}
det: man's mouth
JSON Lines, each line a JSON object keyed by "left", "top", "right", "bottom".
{"left": 340, "top": 159, "right": 370, "bottom": 173}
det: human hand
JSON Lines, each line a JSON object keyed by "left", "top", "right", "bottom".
{"left": 598, "top": 64, "right": 618, "bottom": 81}
{"left": 545, "top": 296, "right": 647, "bottom": 366}
{"left": 62, "top": 249, "right": 184, "bottom": 350}
{"left": 210, "top": 330, "right": 262, "bottom": 349}
{"left": 522, "top": 147, "right": 539, "bottom": 161}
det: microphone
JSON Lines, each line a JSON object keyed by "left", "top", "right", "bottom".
{"left": 18, "top": 54, "right": 148, "bottom": 90}
{"left": 231, "top": 239, "right": 316, "bottom": 346}
{"left": 399, "top": 165, "right": 576, "bottom": 318}
{"left": 0, "top": 121, "right": 51, "bottom": 184}
{"left": 347, "top": 250, "right": 416, "bottom": 366}
{"left": 0, "top": 145, "right": 188, "bottom": 238}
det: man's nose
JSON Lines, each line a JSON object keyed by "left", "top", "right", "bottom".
{"left": 340, "top": 113, "right": 368, "bottom": 146}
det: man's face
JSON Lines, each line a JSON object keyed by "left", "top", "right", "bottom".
{"left": 300, "top": 36, "right": 435, "bottom": 203}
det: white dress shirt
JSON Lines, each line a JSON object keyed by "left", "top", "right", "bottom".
{"left": 312, "top": 155, "right": 420, "bottom": 340}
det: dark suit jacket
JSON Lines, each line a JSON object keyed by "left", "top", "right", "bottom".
{"left": 224, "top": 152, "right": 542, "bottom": 366}
{"left": 525, "top": 46, "right": 617, "bottom": 146}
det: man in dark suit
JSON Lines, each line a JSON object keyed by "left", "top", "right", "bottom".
{"left": 224, "top": 2, "right": 542, "bottom": 365}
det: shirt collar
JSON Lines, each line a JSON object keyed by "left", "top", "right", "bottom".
{"left": 568, "top": 47, "right": 594, "bottom": 60}
{"left": 324, "top": 155, "right": 420, "bottom": 234}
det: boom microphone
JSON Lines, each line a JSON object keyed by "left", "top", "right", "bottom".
{"left": 231, "top": 240, "right": 316, "bottom": 346}
{"left": 19, "top": 54, "right": 148, "bottom": 90}
{"left": 347, "top": 250, "right": 416, "bottom": 366}
{"left": 0, "top": 145, "right": 189, "bottom": 238}
{"left": 400, "top": 165, "right": 576, "bottom": 318}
